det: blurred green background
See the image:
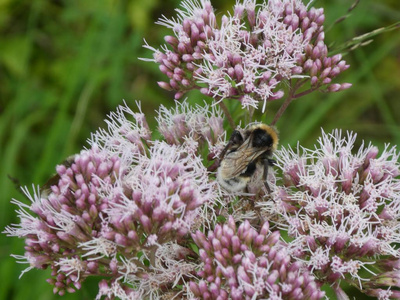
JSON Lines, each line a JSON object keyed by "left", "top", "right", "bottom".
{"left": 0, "top": 0, "right": 399, "bottom": 299}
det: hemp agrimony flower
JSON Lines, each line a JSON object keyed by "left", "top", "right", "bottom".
{"left": 5, "top": 0, "right": 396, "bottom": 299}
{"left": 4, "top": 102, "right": 222, "bottom": 299}
{"left": 260, "top": 129, "right": 400, "bottom": 299}
{"left": 143, "top": 0, "right": 350, "bottom": 115}
{"left": 191, "top": 216, "right": 325, "bottom": 299}
{"left": 156, "top": 99, "right": 224, "bottom": 148}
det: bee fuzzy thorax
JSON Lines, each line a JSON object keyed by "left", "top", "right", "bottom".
{"left": 245, "top": 123, "right": 279, "bottom": 152}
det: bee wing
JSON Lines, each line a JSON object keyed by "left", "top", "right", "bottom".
{"left": 41, "top": 155, "right": 76, "bottom": 196}
{"left": 222, "top": 138, "right": 268, "bottom": 178}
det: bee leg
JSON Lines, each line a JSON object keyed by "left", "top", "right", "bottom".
{"left": 218, "top": 130, "right": 243, "bottom": 160}
{"left": 208, "top": 130, "right": 243, "bottom": 171}
{"left": 262, "top": 159, "right": 276, "bottom": 193}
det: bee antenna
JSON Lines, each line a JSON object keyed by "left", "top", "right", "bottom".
{"left": 7, "top": 175, "right": 29, "bottom": 199}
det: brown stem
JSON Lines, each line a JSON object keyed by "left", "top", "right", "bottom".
{"left": 218, "top": 100, "right": 236, "bottom": 129}
{"left": 270, "top": 94, "right": 293, "bottom": 126}
{"left": 270, "top": 79, "right": 309, "bottom": 126}
{"left": 149, "top": 245, "right": 157, "bottom": 266}
{"left": 293, "top": 86, "right": 318, "bottom": 99}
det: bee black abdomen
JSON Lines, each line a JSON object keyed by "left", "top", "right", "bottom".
{"left": 241, "top": 161, "right": 257, "bottom": 177}
{"left": 252, "top": 128, "right": 273, "bottom": 148}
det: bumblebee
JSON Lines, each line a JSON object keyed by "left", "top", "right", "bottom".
{"left": 216, "top": 123, "right": 278, "bottom": 193}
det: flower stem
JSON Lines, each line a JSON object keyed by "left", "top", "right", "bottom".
{"left": 270, "top": 79, "right": 308, "bottom": 126}
{"left": 293, "top": 86, "right": 318, "bottom": 98}
{"left": 271, "top": 93, "right": 293, "bottom": 126}
{"left": 218, "top": 100, "right": 236, "bottom": 129}
{"left": 248, "top": 106, "right": 255, "bottom": 123}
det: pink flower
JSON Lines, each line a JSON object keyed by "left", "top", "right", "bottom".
{"left": 261, "top": 129, "right": 400, "bottom": 298}
{"left": 4, "top": 102, "right": 221, "bottom": 298}
{"left": 191, "top": 216, "right": 325, "bottom": 299}
{"left": 144, "top": 0, "right": 350, "bottom": 112}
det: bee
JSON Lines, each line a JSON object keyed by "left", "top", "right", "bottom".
{"left": 7, "top": 155, "right": 77, "bottom": 199}
{"left": 216, "top": 123, "right": 278, "bottom": 193}
{"left": 40, "top": 155, "right": 76, "bottom": 197}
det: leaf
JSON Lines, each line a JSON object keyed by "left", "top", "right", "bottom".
{"left": 330, "top": 21, "right": 400, "bottom": 55}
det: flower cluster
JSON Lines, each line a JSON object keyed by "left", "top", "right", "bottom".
{"left": 144, "top": 0, "right": 350, "bottom": 111}
{"left": 156, "top": 99, "right": 225, "bottom": 150}
{"left": 191, "top": 216, "right": 325, "bottom": 299}
{"left": 262, "top": 129, "right": 400, "bottom": 299}
{"left": 6, "top": 0, "right": 394, "bottom": 299}
{"left": 4, "top": 103, "right": 221, "bottom": 298}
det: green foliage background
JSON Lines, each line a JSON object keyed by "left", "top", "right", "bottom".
{"left": 0, "top": 0, "right": 399, "bottom": 299}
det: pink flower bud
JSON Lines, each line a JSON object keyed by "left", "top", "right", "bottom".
{"left": 159, "top": 64, "right": 170, "bottom": 75}
{"left": 322, "top": 77, "right": 332, "bottom": 84}
{"left": 331, "top": 54, "right": 342, "bottom": 64}
{"left": 157, "top": 81, "right": 172, "bottom": 90}
{"left": 328, "top": 83, "right": 341, "bottom": 92}
{"left": 191, "top": 23, "right": 200, "bottom": 41}
{"left": 164, "top": 35, "right": 178, "bottom": 46}
{"left": 311, "top": 76, "right": 319, "bottom": 85}
{"left": 301, "top": 16, "right": 310, "bottom": 31}
{"left": 172, "top": 73, "right": 182, "bottom": 82}
{"left": 320, "top": 67, "right": 331, "bottom": 78}
{"left": 316, "top": 14, "right": 325, "bottom": 25}
{"left": 169, "top": 79, "right": 179, "bottom": 89}
{"left": 177, "top": 42, "right": 187, "bottom": 54}
{"left": 340, "top": 83, "right": 352, "bottom": 90}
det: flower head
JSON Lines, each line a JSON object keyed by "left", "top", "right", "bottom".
{"left": 144, "top": 0, "right": 350, "bottom": 112}
{"left": 4, "top": 102, "right": 221, "bottom": 298}
{"left": 190, "top": 216, "right": 325, "bottom": 299}
{"left": 156, "top": 99, "right": 224, "bottom": 149}
{"left": 261, "top": 129, "right": 400, "bottom": 298}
